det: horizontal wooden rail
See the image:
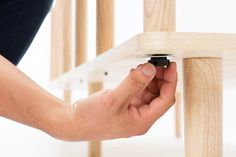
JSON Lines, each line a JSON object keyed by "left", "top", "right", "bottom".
{"left": 50, "top": 32, "right": 236, "bottom": 90}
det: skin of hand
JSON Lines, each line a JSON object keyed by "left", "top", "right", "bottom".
{"left": 0, "top": 55, "right": 177, "bottom": 141}
{"left": 59, "top": 62, "right": 178, "bottom": 141}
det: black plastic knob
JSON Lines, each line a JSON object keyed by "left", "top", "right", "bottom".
{"left": 148, "top": 57, "right": 170, "bottom": 67}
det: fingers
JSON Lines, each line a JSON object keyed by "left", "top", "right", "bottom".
{"left": 112, "top": 63, "right": 156, "bottom": 108}
{"left": 142, "top": 62, "right": 178, "bottom": 120}
{"left": 147, "top": 66, "right": 165, "bottom": 95}
{"left": 156, "top": 66, "right": 164, "bottom": 80}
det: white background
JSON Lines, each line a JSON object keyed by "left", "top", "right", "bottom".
{"left": 0, "top": 0, "right": 236, "bottom": 156}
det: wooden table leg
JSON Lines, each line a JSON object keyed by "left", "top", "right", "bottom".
{"left": 51, "top": 0, "right": 72, "bottom": 103}
{"left": 183, "top": 57, "right": 223, "bottom": 157}
{"left": 144, "top": 0, "right": 178, "bottom": 138}
{"left": 88, "top": 1, "right": 114, "bottom": 157}
{"left": 88, "top": 82, "right": 103, "bottom": 157}
{"left": 175, "top": 92, "right": 181, "bottom": 138}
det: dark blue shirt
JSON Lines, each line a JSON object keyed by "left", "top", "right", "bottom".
{"left": 0, "top": 0, "right": 53, "bottom": 65}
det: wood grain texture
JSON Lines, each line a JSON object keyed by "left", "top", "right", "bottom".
{"left": 144, "top": 0, "right": 177, "bottom": 138}
{"left": 175, "top": 92, "right": 181, "bottom": 138}
{"left": 183, "top": 58, "right": 223, "bottom": 157}
{"left": 51, "top": 0, "right": 72, "bottom": 79}
{"left": 97, "top": 0, "right": 114, "bottom": 54}
{"left": 88, "top": 1, "right": 114, "bottom": 157}
{"left": 76, "top": 0, "right": 87, "bottom": 66}
{"left": 50, "top": 32, "right": 236, "bottom": 90}
{"left": 144, "top": 0, "right": 175, "bottom": 31}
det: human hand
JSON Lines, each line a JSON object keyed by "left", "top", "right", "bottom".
{"left": 59, "top": 62, "right": 177, "bottom": 141}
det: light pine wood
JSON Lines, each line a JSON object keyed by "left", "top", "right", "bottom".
{"left": 51, "top": 0, "right": 72, "bottom": 102}
{"left": 51, "top": 0, "right": 64, "bottom": 80}
{"left": 144, "top": 0, "right": 178, "bottom": 138}
{"left": 88, "top": 82, "right": 103, "bottom": 157}
{"left": 62, "top": 0, "right": 72, "bottom": 102}
{"left": 183, "top": 58, "right": 223, "bottom": 157}
{"left": 175, "top": 92, "right": 181, "bottom": 138}
{"left": 89, "top": 141, "right": 102, "bottom": 157}
{"left": 88, "top": 1, "right": 114, "bottom": 157}
{"left": 50, "top": 32, "right": 236, "bottom": 90}
{"left": 97, "top": 0, "right": 114, "bottom": 54}
{"left": 76, "top": 0, "right": 87, "bottom": 65}
{"left": 144, "top": 0, "right": 175, "bottom": 31}
{"left": 63, "top": 90, "right": 71, "bottom": 103}
{"left": 62, "top": 0, "right": 72, "bottom": 73}
{"left": 89, "top": 82, "right": 103, "bottom": 94}
{"left": 51, "top": 0, "right": 72, "bottom": 79}
{"left": 51, "top": 0, "right": 73, "bottom": 77}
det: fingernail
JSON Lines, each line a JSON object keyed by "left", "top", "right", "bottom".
{"left": 140, "top": 64, "right": 156, "bottom": 76}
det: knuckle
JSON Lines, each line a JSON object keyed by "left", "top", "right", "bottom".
{"left": 129, "top": 70, "right": 146, "bottom": 90}
{"left": 101, "top": 90, "right": 118, "bottom": 106}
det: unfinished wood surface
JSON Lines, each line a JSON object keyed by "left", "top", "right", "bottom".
{"left": 51, "top": 0, "right": 72, "bottom": 103}
{"left": 183, "top": 58, "right": 223, "bottom": 157}
{"left": 88, "top": 82, "right": 103, "bottom": 157}
{"left": 50, "top": 32, "right": 236, "bottom": 90}
{"left": 144, "top": 0, "right": 177, "bottom": 138}
{"left": 51, "top": 0, "right": 64, "bottom": 79}
{"left": 144, "top": 0, "right": 175, "bottom": 31}
{"left": 175, "top": 92, "right": 181, "bottom": 138}
{"left": 63, "top": 90, "right": 71, "bottom": 103}
{"left": 51, "top": 0, "right": 72, "bottom": 79}
{"left": 88, "top": 1, "right": 114, "bottom": 157}
{"left": 76, "top": 0, "right": 87, "bottom": 65}
{"left": 97, "top": 0, "right": 114, "bottom": 54}
{"left": 89, "top": 141, "right": 102, "bottom": 157}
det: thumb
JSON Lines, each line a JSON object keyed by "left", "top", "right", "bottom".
{"left": 113, "top": 63, "right": 156, "bottom": 105}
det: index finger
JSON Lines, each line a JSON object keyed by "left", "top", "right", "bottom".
{"left": 147, "top": 62, "right": 178, "bottom": 120}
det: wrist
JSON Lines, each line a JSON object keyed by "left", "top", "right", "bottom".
{"left": 45, "top": 99, "right": 76, "bottom": 141}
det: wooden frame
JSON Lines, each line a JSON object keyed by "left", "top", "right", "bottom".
{"left": 50, "top": 0, "right": 236, "bottom": 156}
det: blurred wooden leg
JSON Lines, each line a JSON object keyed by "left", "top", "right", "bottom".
{"left": 88, "top": 82, "right": 103, "bottom": 157}
{"left": 89, "top": 141, "right": 101, "bottom": 157}
{"left": 183, "top": 58, "right": 223, "bottom": 157}
{"left": 51, "top": 0, "right": 72, "bottom": 78}
{"left": 87, "top": 0, "right": 114, "bottom": 157}
{"left": 63, "top": 90, "right": 71, "bottom": 103}
{"left": 51, "top": 0, "right": 72, "bottom": 102}
{"left": 175, "top": 92, "right": 181, "bottom": 138}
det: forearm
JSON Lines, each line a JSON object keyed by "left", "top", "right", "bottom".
{"left": 0, "top": 55, "right": 72, "bottom": 138}
{"left": 0, "top": 54, "right": 178, "bottom": 142}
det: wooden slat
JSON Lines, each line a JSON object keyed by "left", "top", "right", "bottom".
{"left": 183, "top": 58, "right": 223, "bottom": 157}
{"left": 50, "top": 32, "right": 236, "bottom": 90}
{"left": 76, "top": 0, "right": 87, "bottom": 66}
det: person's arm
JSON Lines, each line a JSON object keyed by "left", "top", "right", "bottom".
{"left": 0, "top": 55, "right": 177, "bottom": 141}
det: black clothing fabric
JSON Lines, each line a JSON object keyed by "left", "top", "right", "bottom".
{"left": 0, "top": 0, "right": 53, "bottom": 65}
